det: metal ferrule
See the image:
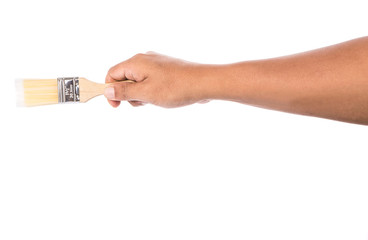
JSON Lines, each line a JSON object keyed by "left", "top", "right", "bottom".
{"left": 57, "top": 77, "right": 80, "bottom": 103}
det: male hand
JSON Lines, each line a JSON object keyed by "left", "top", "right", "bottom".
{"left": 104, "top": 52, "right": 210, "bottom": 108}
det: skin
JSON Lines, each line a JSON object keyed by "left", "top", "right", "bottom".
{"left": 105, "top": 37, "right": 368, "bottom": 125}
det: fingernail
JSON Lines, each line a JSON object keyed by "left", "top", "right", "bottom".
{"left": 104, "top": 87, "right": 115, "bottom": 100}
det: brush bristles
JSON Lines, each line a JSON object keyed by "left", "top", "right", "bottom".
{"left": 16, "top": 79, "right": 58, "bottom": 107}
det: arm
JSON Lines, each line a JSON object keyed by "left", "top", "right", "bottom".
{"left": 104, "top": 37, "right": 368, "bottom": 125}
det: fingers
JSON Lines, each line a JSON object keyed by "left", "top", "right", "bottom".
{"left": 104, "top": 81, "right": 147, "bottom": 103}
{"left": 109, "top": 100, "right": 121, "bottom": 108}
{"left": 105, "top": 68, "right": 122, "bottom": 107}
{"left": 105, "top": 55, "right": 148, "bottom": 107}
{"left": 128, "top": 100, "right": 146, "bottom": 107}
{"left": 107, "top": 55, "right": 148, "bottom": 83}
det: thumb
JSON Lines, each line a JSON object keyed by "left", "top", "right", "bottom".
{"left": 104, "top": 82, "right": 144, "bottom": 102}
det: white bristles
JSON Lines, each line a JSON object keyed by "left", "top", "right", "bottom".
{"left": 15, "top": 79, "right": 59, "bottom": 107}
{"left": 15, "top": 79, "right": 25, "bottom": 107}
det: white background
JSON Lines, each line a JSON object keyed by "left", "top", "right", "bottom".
{"left": 0, "top": 0, "right": 368, "bottom": 239}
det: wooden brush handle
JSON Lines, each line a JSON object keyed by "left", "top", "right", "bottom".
{"left": 79, "top": 77, "right": 134, "bottom": 102}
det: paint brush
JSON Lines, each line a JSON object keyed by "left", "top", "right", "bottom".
{"left": 15, "top": 77, "right": 133, "bottom": 107}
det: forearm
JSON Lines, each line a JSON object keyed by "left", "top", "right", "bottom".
{"left": 202, "top": 37, "right": 368, "bottom": 124}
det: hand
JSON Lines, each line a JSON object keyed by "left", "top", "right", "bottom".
{"left": 104, "top": 52, "right": 210, "bottom": 108}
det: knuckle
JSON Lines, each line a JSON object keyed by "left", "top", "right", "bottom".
{"left": 146, "top": 51, "right": 156, "bottom": 55}
{"left": 133, "top": 53, "right": 145, "bottom": 59}
{"left": 107, "top": 66, "right": 118, "bottom": 79}
{"left": 108, "top": 64, "right": 118, "bottom": 74}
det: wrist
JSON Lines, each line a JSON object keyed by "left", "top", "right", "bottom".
{"left": 194, "top": 64, "right": 232, "bottom": 101}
